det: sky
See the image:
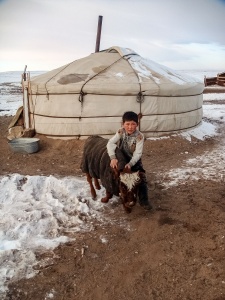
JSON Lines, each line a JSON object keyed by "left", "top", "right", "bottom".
{"left": 0, "top": 71, "right": 225, "bottom": 297}
{"left": 0, "top": 0, "right": 225, "bottom": 72}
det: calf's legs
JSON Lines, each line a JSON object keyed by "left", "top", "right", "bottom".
{"left": 86, "top": 173, "right": 111, "bottom": 202}
{"left": 101, "top": 190, "right": 113, "bottom": 203}
{"left": 123, "top": 203, "right": 132, "bottom": 213}
{"left": 86, "top": 173, "right": 97, "bottom": 199}
{"left": 94, "top": 178, "right": 101, "bottom": 190}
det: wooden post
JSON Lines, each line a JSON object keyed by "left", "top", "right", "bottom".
{"left": 95, "top": 15, "right": 103, "bottom": 53}
{"left": 23, "top": 87, "right": 30, "bottom": 129}
{"left": 22, "top": 66, "right": 30, "bottom": 129}
{"left": 23, "top": 65, "right": 27, "bottom": 81}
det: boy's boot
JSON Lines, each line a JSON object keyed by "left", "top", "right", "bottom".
{"left": 138, "top": 177, "right": 152, "bottom": 211}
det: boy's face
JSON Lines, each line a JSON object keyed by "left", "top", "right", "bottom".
{"left": 123, "top": 120, "right": 138, "bottom": 135}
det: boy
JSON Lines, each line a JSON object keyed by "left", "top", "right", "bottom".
{"left": 107, "top": 111, "right": 152, "bottom": 210}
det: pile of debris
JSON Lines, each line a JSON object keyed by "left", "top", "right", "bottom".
{"left": 8, "top": 106, "right": 35, "bottom": 140}
{"left": 204, "top": 71, "right": 225, "bottom": 86}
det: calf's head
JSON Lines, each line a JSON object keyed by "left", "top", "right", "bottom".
{"left": 119, "top": 171, "right": 141, "bottom": 213}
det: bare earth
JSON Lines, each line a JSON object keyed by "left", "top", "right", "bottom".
{"left": 1, "top": 110, "right": 225, "bottom": 300}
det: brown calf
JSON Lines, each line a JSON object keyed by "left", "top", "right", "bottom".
{"left": 81, "top": 136, "right": 142, "bottom": 213}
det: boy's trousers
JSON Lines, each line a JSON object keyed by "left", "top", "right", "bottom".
{"left": 131, "top": 160, "right": 150, "bottom": 206}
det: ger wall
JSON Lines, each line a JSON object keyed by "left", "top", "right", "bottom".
{"left": 28, "top": 93, "right": 203, "bottom": 138}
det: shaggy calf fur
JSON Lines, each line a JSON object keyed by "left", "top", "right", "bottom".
{"left": 81, "top": 135, "right": 141, "bottom": 213}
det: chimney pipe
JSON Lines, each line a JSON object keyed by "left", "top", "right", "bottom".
{"left": 95, "top": 15, "right": 103, "bottom": 52}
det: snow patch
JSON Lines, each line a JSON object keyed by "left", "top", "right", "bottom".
{"left": 0, "top": 174, "right": 117, "bottom": 297}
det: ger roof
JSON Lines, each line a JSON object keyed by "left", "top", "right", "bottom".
{"left": 28, "top": 46, "right": 204, "bottom": 97}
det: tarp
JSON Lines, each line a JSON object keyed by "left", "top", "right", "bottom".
{"left": 23, "top": 46, "right": 204, "bottom": 138}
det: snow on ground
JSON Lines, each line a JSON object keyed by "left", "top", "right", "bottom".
{"left": 149, "top": 100, "right": 225, "bottom": 188}
{"left": 0, "top": 71, "right": 44, "bottom": 117}
{"left": 149, "top": 94, "right": 225, "bottom": 189}
{"left": 204, "top": 93, "right": 225, "bottom": 101}
{"left": 0, "top": 94, "right": 23, "bottom": 117}
{"left": 149, "top": 104, "right": 225, "bottom": 188}
{"left": 162, "top": 146, "right": 225, "bottom": 189}
{"left": 0, "top": 174, "right": 117, "bottom": 296}
{"left": 0, "top": 70, "right": 224, "bottom": 297}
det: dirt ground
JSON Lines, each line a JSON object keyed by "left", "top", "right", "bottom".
{"left": 1, "top": 106, "right": 225, "bottom": 300}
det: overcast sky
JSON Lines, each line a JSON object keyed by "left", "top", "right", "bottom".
{"left": 0, "top": 0, "right": 225, "bottom": 72}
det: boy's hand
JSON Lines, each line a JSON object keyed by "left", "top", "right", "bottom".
{"left": 124, "top": 164, "right": 131, "bottom": 173}
{"left": 110, "top": 159, "right": 118, "bottom": 169}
